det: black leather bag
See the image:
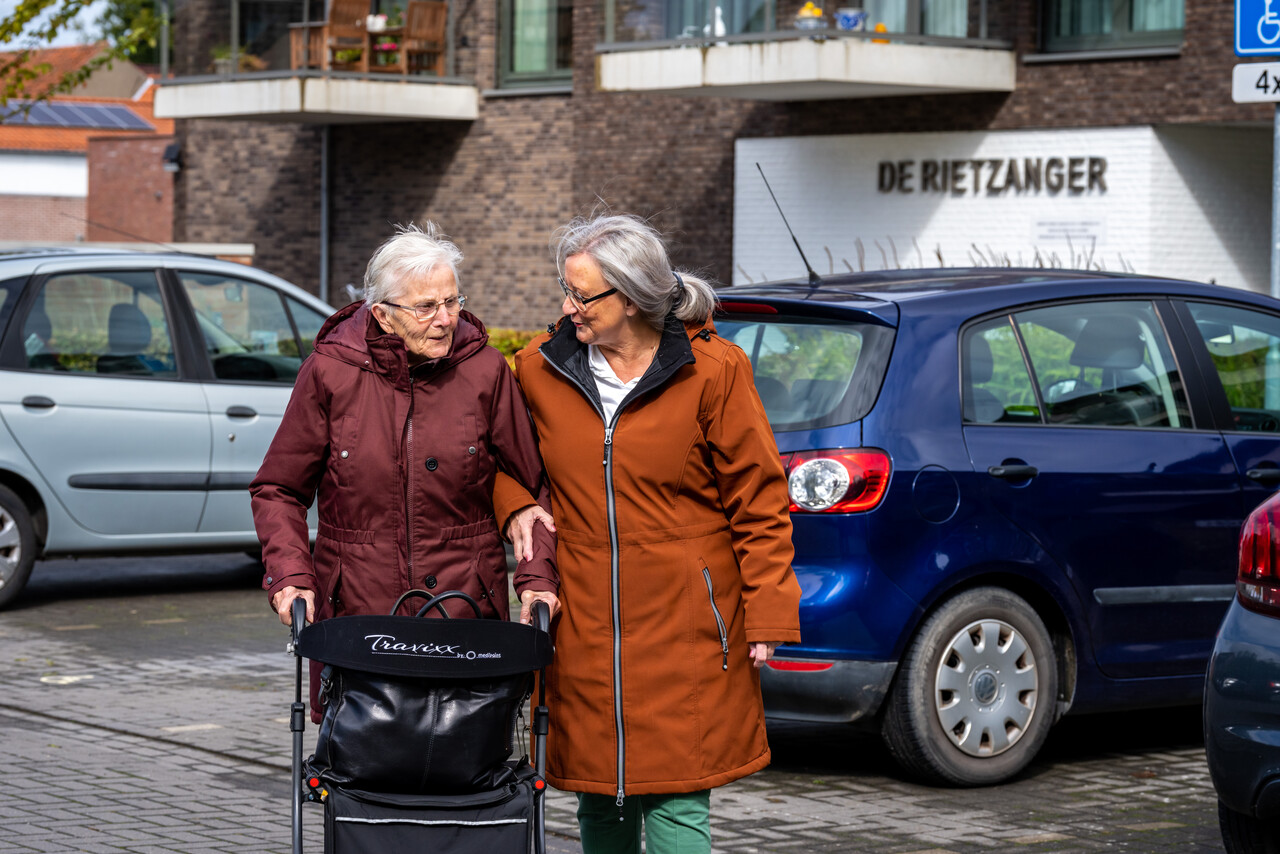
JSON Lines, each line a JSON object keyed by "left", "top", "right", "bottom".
{"left": 303, "top": 591, "right": 536, "bottom": 795}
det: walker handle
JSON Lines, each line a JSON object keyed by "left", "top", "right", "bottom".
{"left": 290, "top": 597, "right": 307, "bottom": 649}
{"left": 533, "top": 600, "right": 550, "bottom": 635}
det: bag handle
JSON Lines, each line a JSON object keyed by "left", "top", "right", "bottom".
{"left": 390, "top": 588, "right": 484, "bottom": 619}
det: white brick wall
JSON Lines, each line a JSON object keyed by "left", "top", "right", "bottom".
{"left": 734, "top": 126, "right": 1271, "bottom": 293}
{"left": 0, "top": 152, "right": 87, "bottom": 197}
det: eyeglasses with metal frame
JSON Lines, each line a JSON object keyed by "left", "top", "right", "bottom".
{"left": 559, "top": 277, "right": 618, "bottom": 312}
{"left": 381, "top": 294, "right": 467, "bottom": 321}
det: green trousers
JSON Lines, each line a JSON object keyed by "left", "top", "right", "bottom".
{"left": 575, "top": 790, "right": 711, "bottom": 854}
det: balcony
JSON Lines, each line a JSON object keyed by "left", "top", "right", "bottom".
{"left": 595, "top": 0, "right": 1017, "bottom": 101}
{"left": 154, "top": 0, "right": 478, "bottom": 124}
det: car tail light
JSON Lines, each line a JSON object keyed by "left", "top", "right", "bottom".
{"left": 765, "top": 660, "right": 834, "bottom": 672}
{"left": 1239, "top": 497, "right": 1280, "bottom": 617}
{"left": 783, "top": 449, "right": 891, "bottom": 513}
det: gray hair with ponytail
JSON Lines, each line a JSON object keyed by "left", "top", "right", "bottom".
{"left": 552, "top": 213, "right": 718, "bottom": 331}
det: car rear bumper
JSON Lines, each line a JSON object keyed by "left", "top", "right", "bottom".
{"left": 1205, "top": 599, "right": 1280, "bottom": 818}
{"left": 761, "top": 657, "right": 897, "bottom": 724}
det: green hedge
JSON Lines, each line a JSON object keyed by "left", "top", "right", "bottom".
{"left": 489, "top": 328, "right": 541, "bottom": 367}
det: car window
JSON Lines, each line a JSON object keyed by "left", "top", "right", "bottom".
{"left": 1185, "top": 301, "right": 1280, "bottom": 433}
{"left": 178, "top": 272, "right": 310, "bottom": 384}
{"left": 962, "top": 317, "right": 1042, "bottom": 424}
{"left": 717, "top": 314, "right": 893, "bottom": 430}
{"left": 1015, "top": 300, "right": 1190, "bottom": 429}
{"left": 285, "top": 295, "right": 329, "bottom": 359}
{"left": 24, "top": 270, "right": 177, "bottom": 377}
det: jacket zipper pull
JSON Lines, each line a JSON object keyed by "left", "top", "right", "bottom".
{"left": 603, "top": 427, "right": 613, "bottom": 466}
{"left": 616, "top": 788, "right": 625, "bottom": 820}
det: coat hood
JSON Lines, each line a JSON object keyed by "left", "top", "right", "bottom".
{"left": 313, "top": 301, "right": 491, "bottom": 381}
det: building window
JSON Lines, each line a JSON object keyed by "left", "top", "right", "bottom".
{"left": 500, "top": 0, "right": 572, "bottom": 87}
{"left": 1043, "top": 0, "right": 1183, "bottom": 52}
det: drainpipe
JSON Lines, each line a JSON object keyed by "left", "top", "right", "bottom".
{"left": 320, "top": 124, "right": 330, "bottom": 304}
{"left": 445, "top": 1, "right": 454, "bottom": 77}
{"left": 159, "top": 0, "right": 169, "bottom": 78}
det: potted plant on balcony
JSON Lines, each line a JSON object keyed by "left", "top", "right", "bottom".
{"left": 372, "top": 38, "right": 400, "bottom": 66}
{"left": 209, "top": 46, "right": 269, "bottom": 74}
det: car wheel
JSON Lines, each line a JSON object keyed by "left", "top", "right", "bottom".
{"left": 0, "top": 485, "right": 36, "bottom": 610}
{"left": 1220, "top": 800, "right": 1280, "bottom": 854}
{"left": 882, "top": 586, "right": 1058, "bottom": 786}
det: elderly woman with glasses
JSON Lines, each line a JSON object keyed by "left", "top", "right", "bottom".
{"left": 252, "top": 222, "right": 559, "bottom": 720}
{"left": 495, "top": 213, "right": 800, "bottom": 854}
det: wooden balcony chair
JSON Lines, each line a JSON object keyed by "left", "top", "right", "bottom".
{"left": 290, "top": 0, "right": 371, "bottom": 72}
{"left": 402, "top": 0, "right": 447, "bottom": 75}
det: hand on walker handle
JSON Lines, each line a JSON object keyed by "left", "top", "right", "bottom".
{"left": 272, "top": 586, "right": 316, "bottom": 627}
{"left": 519, "top": 589, "right": 561, "bottom": 625}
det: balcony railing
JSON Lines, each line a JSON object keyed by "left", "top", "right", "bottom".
{"left": 598, "top": 0, "right": 1014, "bottom": 50}
{"left": 167, "top": 0, "right": 453, "bottom": 79}
{"left": 155, "top": 0, "right": 478, "bottom": 122}
{"left": 593, "top": 0, "right": 1016, "bottom": 100}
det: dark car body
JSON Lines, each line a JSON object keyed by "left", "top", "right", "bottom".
{"left": 1204, "top": 490, "right": 1280, "bottom": 851}
{"left": 715, "top": 268, "right": 1280, "bottom": 785}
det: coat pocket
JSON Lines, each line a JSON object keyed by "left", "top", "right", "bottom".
{"left": 330, "top": 415, "right": 359, "bottom": 488}
{"left": 462, "top": 414, "right": 481, "bottom": 486}
{"left": 313, "top": 536, "right": 344, "bottom": 620}
{"left": 701, "top": 562, "right": 729, "bottom": 672}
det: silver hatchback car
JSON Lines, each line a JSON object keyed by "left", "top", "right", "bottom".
{"left": 0, "top": 249, "right": 334, "bottom": 608}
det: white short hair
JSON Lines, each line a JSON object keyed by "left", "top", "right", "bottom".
{"left": 364, "top": 222, "right": 462, "bottom": 306}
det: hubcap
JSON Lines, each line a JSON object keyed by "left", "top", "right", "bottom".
{"left": 0, "top": 506, "right": 21, "bottom": 586}
{"left": 934, "top": 618, "right": 1039, "bottom": 758}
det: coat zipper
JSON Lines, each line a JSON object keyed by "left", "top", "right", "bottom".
{"left": 604, "top": 423, "right": 624, "bottom": 813}
{"left": 404, "top": 375, "right": 415, "bottom": 592}
{"left": 542, "top": 356, "right": 629, "bottom": 815}
{"left": 702, "top": 566, "right": 729, "bottom": 671}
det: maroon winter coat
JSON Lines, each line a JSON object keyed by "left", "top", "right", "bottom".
{"left": 251, "top": 302, "right": 556, "bottom": 633}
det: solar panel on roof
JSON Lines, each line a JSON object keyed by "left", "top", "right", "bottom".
{"left": 1, "top": 100, "right": 154, "bottom": 131}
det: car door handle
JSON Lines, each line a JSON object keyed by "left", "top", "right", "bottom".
{"left": 226, "top": 406, "right": 257, "bottom": 419}
{"left": 988, "top": 465, "right": 1038, "bottom": 480}
{"left": 1246, "top": 468, "right": 1280, "bottom": 485}
{"left": 21, "top": 395, "right": 55, "bottom": 409}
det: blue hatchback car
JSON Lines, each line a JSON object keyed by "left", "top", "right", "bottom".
{"left": 716, "top": 268, "right": 1280, "bottom": 786}
{"left": 1205, "top": 489, "right": 1280, "bottom": 851}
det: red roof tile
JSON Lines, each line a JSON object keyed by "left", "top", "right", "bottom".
{"left": 0, "top": 43, "right": 111, "bottom": 98}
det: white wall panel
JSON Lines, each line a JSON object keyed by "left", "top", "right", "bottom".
{"left": 0, "top": 152, "right": 88, "bottom": 197}
{"left": 734, "top": 126, "right": 1270, "bottom": 293}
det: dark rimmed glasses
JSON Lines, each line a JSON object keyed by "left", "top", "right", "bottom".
{"left": 381, "top": 294, "right": 467, "bottom": 321}
{"left": 559, "top": 277, "right": 618, "bottom": 312}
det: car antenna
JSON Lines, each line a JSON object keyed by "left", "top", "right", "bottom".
{"left": 58, "top": 213, "right": 195, "bottom": 256}
{"left": 756, "top": 162, "right": 821, "bottom": 286}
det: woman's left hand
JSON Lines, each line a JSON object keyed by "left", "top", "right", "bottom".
{"left": 748, "top": 641, "right": 781, "bottom": 669}
{"left": 504, "top": 504, "right": 556, "bottom": 563}
{"left": 519, "top": 589, "right": 561, "bottom": 625}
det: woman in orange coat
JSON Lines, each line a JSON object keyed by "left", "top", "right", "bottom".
{"left": 501, "top": 213, "right": 801, "bottom": 854}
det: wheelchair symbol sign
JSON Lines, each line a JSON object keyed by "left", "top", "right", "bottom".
{"left": 1239, "top": 0, "right": 1280, "bottom": 55}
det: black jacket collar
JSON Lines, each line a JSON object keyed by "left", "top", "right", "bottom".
{"left": 539, "top": 313, "right": 696, "bottom": 422}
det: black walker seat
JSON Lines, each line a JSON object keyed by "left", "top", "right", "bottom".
{"left": 287, "top": 593, "right": 553, "bottom": 854}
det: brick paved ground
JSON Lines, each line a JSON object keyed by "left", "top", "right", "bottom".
{"left": 0, "top": 558, "right": 1226, "bottom": 853}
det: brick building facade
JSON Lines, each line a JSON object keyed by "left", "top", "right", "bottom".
{"left": 160, "top": 0, "right": 1269, "bottom": 329}
{"left": 87, "top": 135, "right": 177, "bottom": 243}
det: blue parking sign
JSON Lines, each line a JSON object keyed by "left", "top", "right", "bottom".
{"left": 1240, "top": 0, "right": 1280, "bottom": 55}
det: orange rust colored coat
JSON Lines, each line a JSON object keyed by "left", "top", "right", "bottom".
{"left": 503, "top": 316, "right": 801, "bottom": 797}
